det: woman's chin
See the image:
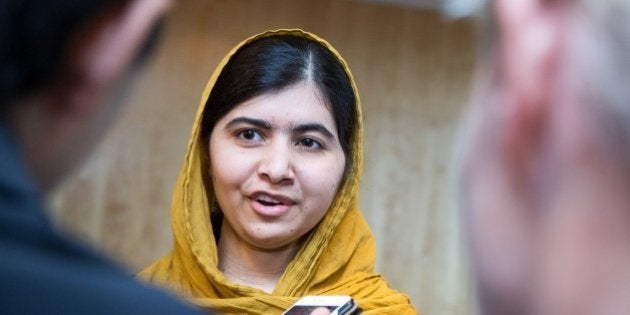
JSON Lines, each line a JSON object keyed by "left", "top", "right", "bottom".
{"left": 245, "top": 231, "right": 303, "bottom": 252}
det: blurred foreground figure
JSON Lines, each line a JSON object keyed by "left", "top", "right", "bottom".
{"left": 453, "top": 0, "right": 630, "bottom": 314}
{"left": 0, "top": 0, "right": 202, "bottom": 313}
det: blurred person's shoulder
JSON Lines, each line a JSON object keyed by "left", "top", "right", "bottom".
{"left": 0, "top": 129, "right": 200, "bottom": 314}
{"left": 0, "top": 215, "right": 202, "bottom": 315}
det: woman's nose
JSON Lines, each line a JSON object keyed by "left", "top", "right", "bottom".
{"left": 257, "top": 143, "right": 295, "bottom": 185}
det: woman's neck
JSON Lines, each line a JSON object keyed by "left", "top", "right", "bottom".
{"left": 217, "top": 220, "right": 302, "bottom": 293}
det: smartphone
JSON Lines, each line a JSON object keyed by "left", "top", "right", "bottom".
{"left": 282, "top": 295, "right": 360, "bottom": 315}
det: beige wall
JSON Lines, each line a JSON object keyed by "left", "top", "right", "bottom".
{"left": 50, "top": 0, "right": 476, "bottom": 313}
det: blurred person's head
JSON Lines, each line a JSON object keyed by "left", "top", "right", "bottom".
{"left": 0, "top": 0, "right": 172, "bottom": 192}
{"left": 452, "top": 0, "right": 630, "bottom": 313}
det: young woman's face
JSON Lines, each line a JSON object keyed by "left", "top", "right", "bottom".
{"left": 209, "top": 82, "right": 347, "bottom": 250}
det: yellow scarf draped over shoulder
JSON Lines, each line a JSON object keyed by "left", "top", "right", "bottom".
{"left": 139, "top": 29, "right": 417, "bottom": 314}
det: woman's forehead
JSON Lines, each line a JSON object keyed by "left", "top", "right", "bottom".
{"left": 221, "top": 82, "right": 336, "bottom": 128}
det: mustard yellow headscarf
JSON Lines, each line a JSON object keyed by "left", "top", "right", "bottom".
{"left": 140, "top": 29, "right": 417, "bottom": 314}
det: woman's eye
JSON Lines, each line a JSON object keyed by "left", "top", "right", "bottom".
{"left": 297, "top": 138, "right": 323, "bottom": 150}
{"left": 237, "top": 129, "right": 263, "bottom": 142}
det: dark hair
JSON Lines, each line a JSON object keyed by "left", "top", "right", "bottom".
{"left": 0, "top": 0, "right": 129, "bottom": 106}
{"left": 201, "top": 34, "right": 357, "bottom": 172}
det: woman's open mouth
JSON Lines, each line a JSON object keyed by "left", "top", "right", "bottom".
{"left": 249, "top": 192, "right": 294, "bottom": 217}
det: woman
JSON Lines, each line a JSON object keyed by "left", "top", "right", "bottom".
{"left": 140, "top": 29, "right": 416, "bottom": 314}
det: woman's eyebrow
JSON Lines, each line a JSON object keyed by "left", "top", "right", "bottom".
{"left": 225, "top": 117, "right": 272, "bottom": 130}
{"left": 293, "top": 123, "right": 335, "bottom": 140}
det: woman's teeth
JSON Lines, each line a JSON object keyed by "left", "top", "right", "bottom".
{"left": 256, "top": 195, "right": 281, "bottom": 206}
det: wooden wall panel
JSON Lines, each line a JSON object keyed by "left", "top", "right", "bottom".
{"left": 50, "top": 1, "right": 476, "bottom": 313}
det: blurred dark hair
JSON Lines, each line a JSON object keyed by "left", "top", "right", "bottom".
{"left": 0, "top": 0, "right": 134, "bottom": 106}
{"left": 201, "top": 34, "right": 357, "bottom": 172}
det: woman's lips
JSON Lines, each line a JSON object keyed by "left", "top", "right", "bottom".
{"left": 248, "top": 192, "right": 295, "bottom": 217}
